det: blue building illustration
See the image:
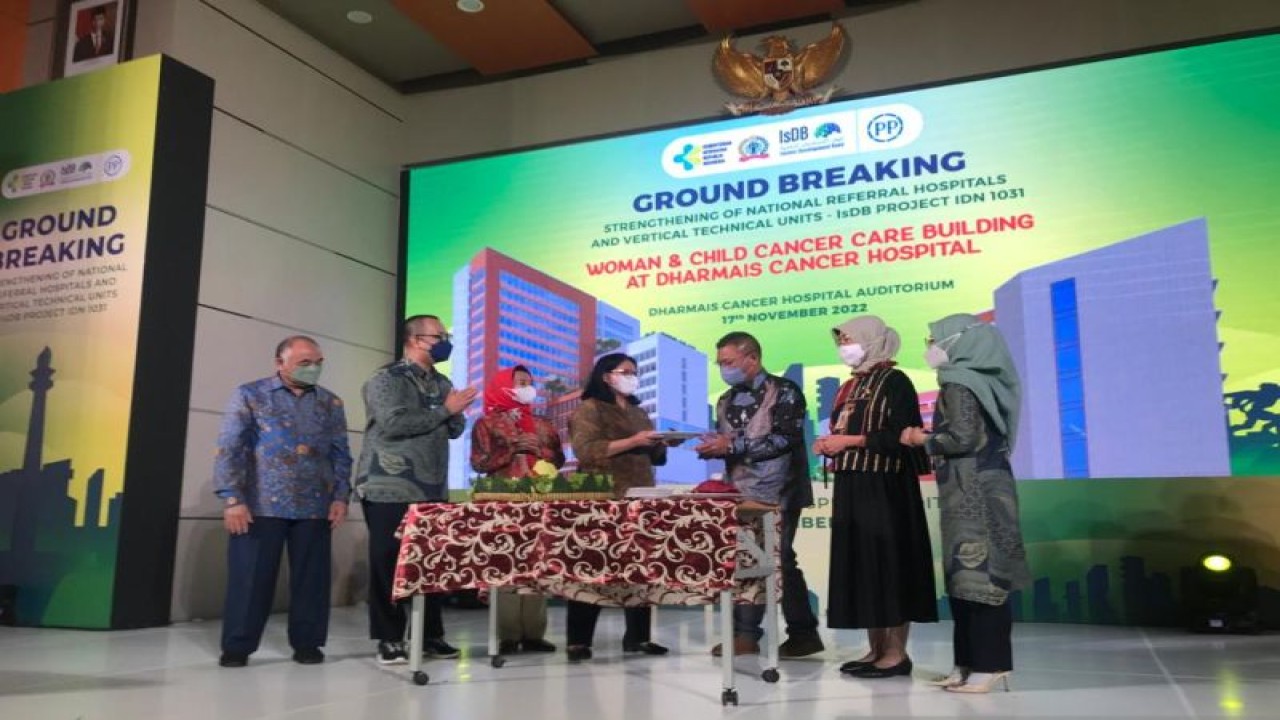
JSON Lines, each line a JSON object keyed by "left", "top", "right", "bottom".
{"left": 993, "top": 218, "right": 1229, "bottom": 479}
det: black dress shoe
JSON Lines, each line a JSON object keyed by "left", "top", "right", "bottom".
{"left": 853, "top": 657, "right": 913, "bottom": 678}
{"left": 521, "top": 638, "right": 557, "bottom": 653}
{"left": 218, "top": 652, "right": 248, "bottom": 668}
{"left": 292, "top": 648, "right": 325, "bottom": 665}
{"left": 839, "top": 657, "right": 878, "bottom": 673}
{"left": 498, "top": 640, "right": 522, "bottom": 655}
{"left": 566, "top": 645, "right": 593, "bottom": 662}
{"left": 622, "top": 641, "right": 669, "bottom": 656}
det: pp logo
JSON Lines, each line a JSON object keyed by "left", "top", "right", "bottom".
{"left": 867, "top": 113, "right": 904, "bottom": 142}
{"left": 103, "top": 154, "right": 125, "bottom": 177}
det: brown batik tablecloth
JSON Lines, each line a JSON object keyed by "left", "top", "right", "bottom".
{"left": 392, "top": 497, "right": 771, "bottom": 606}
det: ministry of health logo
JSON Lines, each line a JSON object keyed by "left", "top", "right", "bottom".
{"left": 738, "top": 136, "right": 769, "bottom": 161}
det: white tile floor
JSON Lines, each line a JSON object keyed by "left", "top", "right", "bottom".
{"left": 1, "top": 605, "right": 1277, "bottom": 719}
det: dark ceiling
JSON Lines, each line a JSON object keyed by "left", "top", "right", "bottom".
{"left": 256, "top": 0, "right": 910, "bottom": 93}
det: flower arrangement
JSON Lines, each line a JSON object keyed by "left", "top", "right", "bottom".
{"left": 471, "top": 467, "right": 615, "bottom": 502}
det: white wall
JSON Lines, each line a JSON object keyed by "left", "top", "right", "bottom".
{"left": 135, "top": 0, "right": 407, "bottom": 622}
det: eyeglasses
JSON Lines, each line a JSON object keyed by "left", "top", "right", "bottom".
{"left": 610, "top": 369, "right": 639, "bottom": 377}
{"left": 926, "top": 331, "right": 965, "bottom": 348}
{"left": 415, "top": 332, "right": 451, "bottom": 343}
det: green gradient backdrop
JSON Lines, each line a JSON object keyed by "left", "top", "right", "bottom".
{"left": 409, "top": 34, "right": 1280, "bottom": 624}
{"left": 0, "top": 58, "right": 161, "bottom": 626}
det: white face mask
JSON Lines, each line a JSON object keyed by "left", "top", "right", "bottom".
{"left": 510, "top": 386, "right": 537, "bottom": 405}
{"left": 924, "top": 344, "right": 949, "bottom": 369}
{"left": 611, "top": 374, "right": 639, "bottom": 396}
{"left": 838, "top": 343, "right": 866, "bottom": 367}
{"left": 925, "top": 331, "right": 962, "bottom": 369}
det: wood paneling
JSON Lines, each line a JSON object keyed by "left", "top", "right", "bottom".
{"left": 392, "top": 0, "right": 595, "bottom": 75}
{"left": 0, "top": 0, "right": 29, "bottom": 91}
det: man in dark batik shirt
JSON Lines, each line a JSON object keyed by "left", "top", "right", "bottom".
{"left": 696, "top": 331, "right": 824, "bottom": 659}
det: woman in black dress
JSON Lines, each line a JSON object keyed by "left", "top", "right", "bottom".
{"left": 813, "top": 315, "right": 937, "bottom": 679}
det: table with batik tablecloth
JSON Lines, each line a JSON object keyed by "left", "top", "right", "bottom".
{"left": 392, "top": 497, "right": 780, "bottom": 703}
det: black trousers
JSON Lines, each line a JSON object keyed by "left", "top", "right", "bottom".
{"left": 734, "top": 507, "right": 821, "bottom": 639}
{"left": 565, "top": 601, "right": 651, "bottom": 647}
{"left": 950, "top": 596, "right": 1013, "bottom": 672}
{"left": 221, "top": 517, "right": 330, "bottom": 655}
{"left": 363, "top": 500, "right": 445, "bottom": 642}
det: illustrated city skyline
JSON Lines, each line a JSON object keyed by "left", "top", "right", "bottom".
{"left": 0, "top": 347, "right": 121, "bottom": 626}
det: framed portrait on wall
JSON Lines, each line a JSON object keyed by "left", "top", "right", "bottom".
{"left": 53, "top": 0, "right": 137, "bottom": 79}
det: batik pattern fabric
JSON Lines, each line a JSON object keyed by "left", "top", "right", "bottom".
{"left": 927, "top": 382, "right": 1030, "bottom": 606}
{"left": 392, "top": 498, "right": 776, "bottom": 606}
{"left": 213, "top": 375, "right": 352, "bottom": 519}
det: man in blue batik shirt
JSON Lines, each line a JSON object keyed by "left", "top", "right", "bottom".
{"left": 214, "top": 335, "right": 353, "bottom": 668}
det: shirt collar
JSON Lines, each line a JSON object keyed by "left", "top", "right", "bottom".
{"left": 731, "top": 370, "right": 768, "bottom": 392}
{"left": 401, "top": 357, "right": 434, "bottom": 379}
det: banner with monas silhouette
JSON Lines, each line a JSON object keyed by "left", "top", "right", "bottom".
{"left": 0, "top": 56, "right": 212, "bottom": 628}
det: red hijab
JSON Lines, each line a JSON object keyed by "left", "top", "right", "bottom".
{"left": 483, "top": 365, "right": 536, "bottom": 433}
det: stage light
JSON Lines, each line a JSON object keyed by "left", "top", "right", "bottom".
{"left": 346, "top": 10, "right": 374, "bottom": 24}
{"left": 1202, "top": 554, "right": 1233, "bottom": 573}
{"left": 1181, "top": 553, "right": 1259, "bottom": 634}
{"left": 456, "top": 0, "right": 485, "bottom": 13}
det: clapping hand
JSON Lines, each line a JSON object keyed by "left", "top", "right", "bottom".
{"left": 445, "top": 386, "right": 479, "bottom": 415}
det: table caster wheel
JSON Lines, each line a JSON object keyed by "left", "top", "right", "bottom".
{"left": 721, "top": 689, "right": 738, "bottom": 706}
{"left": 762, "top": 668, "right": 780, "bottom": 683}
{"left": 491, "top": 655, "right": 506, "bottom": 668}
{"left": 412, "top": 671, "right": 429, "bottom": 686}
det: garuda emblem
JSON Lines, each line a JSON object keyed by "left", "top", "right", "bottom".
{"left": 713, "top": 23, "right": 848, "bottom": 116}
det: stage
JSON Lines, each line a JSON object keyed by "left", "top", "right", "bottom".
{"left": 1, "top": 605, "right": 1276, "bottom": 718}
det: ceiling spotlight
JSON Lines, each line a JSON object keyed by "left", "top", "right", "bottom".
{"left": 346, "top": 10, "right": 374, "bottom": 24}
{"left": 456, "top": 0, "right": 485, "bottom": 13}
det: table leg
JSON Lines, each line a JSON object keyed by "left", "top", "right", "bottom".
{"left": 761, "top": 510, "right": 780, "bottom": 683}
{"left": 489, "top": 588, "right": 505, "bottom": 668}
{"left": 720, "top": 589, "right": 737, "bottom": 705}
{"left": 408, "top": 594, "right": 428, "bottom": 685}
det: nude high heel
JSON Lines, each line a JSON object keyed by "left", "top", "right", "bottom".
{"left": 927, "top": 667, "right": 968, "bottom": 688}
{"left": 944, "top": 671, "right": 1010, "bottom": 693}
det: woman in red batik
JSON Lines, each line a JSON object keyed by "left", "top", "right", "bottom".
{"left": 470, "top": 365, "right": 565, "bottom": 654}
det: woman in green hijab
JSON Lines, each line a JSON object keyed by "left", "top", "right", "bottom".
{"left": 901, "top": 314, "right": 1029, "bottom": 694}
